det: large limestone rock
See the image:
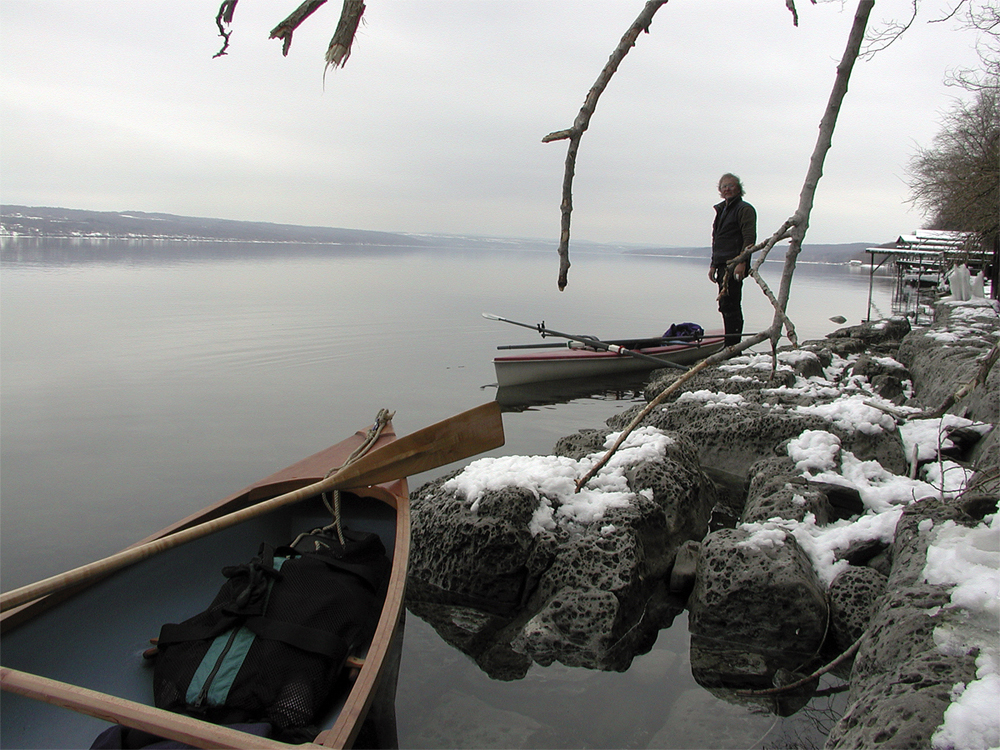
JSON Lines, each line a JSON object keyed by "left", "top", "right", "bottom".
{"left": 407, "top": 432, "right": 714, "bottom": 673}
{"left": 824, "top": 499, "right": 982, "bottom": 749}
{"left": 896, "top": 299, "right": 1000, "bottom": 423}
{"left": 634, "top": 341, "right": 913, "bottom": 487}
{"left": 608, "top": 400, "right": 834, "bottom": 489}
{"left": 827, "top": 566, "right": 887, "bottom": 653}
{"left": 687, "top": 526, "right": 829, "bottom": 688}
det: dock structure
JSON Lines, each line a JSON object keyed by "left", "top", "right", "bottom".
{"left": 865, "top": 230, "right": 997, "bottom": 324}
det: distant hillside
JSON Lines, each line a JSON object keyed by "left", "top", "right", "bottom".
{"left": 0, "top": 205, "right": 432, "bottom": 246}
{"left": 1, "top": 205, "right": 875, "bottom": 261}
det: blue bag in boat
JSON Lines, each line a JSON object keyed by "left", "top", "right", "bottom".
{"left": 663, "top": 322, "right": 704, "bottom": 342}
{"left": 150, "top": 527, "right": 389, "bottom": 741}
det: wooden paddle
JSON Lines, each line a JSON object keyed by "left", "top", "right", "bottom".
{"left": 0, "top": 402, "right": 503, "bottom": 613}
{"left": 1, "top": 667, "right": 316, "bottom": 749}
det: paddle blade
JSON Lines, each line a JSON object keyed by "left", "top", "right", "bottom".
{"left": 327, "top": 401, "right": 504, "bottom": 489}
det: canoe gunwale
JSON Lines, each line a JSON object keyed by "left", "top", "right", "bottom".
{"left": 0, "top": 425, "right": 411, "bottom": 750}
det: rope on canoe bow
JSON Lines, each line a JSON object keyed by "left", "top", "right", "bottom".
{"left": 315, "top": 408, "right": 395, "bottom": 547}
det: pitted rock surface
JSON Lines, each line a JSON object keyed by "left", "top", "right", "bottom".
{"left": 608, "top": 401, "right": 832, "bottom": 487}
{"left": 553, "top": 428, "right": 610, "bottom": 460}
{"left": 408, "top": 479, "right": 540, "bottom": 610}
{"left": 742, "top": 482, "right": 831, "bottom": 525}
{"left": 824, "top": 316, "right": 912, "bottom": 347}
{"left": 407, "top": 435, "right": 713, "bottom": 671}
{"left": 687, "top": 527, "right": 828, "bottom": 685}
{"left": 827, "top": 566, "right": 887, "bottom": 653}
{"left": 896, "top": 299, "right": 1000, "bottom": 423}
{"left": 848, "top": 352, "right": 911, "bottom": 382}
{"left": 824, "top": 498, "right": 983, "bottom": 749}
{"left": 743, "top": 455, "right": 832, "bottom": 524}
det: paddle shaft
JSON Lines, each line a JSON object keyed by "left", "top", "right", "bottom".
{"left": 1, "top": 667, "right": 315, "bottom": 749}
{"left": 496, "top": 342, "right": 569, "bottom": 350}
{"left": 483, "top": 313, "right": 687, "bottom": 371}
{"left": 0, "top": 402, "right": 503, "bottom": 612}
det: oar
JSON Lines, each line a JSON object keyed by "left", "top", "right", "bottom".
{"left": 496, "top": 342, "right": 570, "bottom": 350}
{"left": 1, "top": 667, "right": 310, "bottom": 750}
{"left": 0, "top": 402, "right": 504, "bottom": 613}
{"left": 483, "top": 313, "right": 687, "bottom": 371}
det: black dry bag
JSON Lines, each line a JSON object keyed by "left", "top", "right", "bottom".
{"left": 151, "top": 527, "right": 390, "bottom": 738}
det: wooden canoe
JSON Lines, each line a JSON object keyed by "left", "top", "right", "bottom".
{"left": 0, "top": 423, "right": 411, "bottom": 750}
{"left": 493, "top": 333, "right": 727, "bottom": 387}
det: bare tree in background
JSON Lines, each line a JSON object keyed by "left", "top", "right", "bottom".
{"left": 907, "top": 88, "right": 1000, "bottom": 296}
{"left": 908, "top": 89, "right": 999, "bottom": 242}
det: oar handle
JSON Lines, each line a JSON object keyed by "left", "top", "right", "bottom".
{"left": 1, "top": 667, "right": 316, "bottom": 749}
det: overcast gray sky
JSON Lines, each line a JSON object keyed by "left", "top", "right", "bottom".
{"left": 0, "top": 1, "right": 985, "bottom": 246}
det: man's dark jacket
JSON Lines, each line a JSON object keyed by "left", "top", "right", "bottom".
{"left": 711, "top": 196, "right": 757, "bottom": 268}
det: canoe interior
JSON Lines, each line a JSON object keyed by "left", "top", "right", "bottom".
{"left": 1, "top": 492, "right": 399, "bottom": 750}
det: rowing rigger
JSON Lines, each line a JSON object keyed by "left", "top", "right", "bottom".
{"left": 482, "top": 313, "right": 689, "bottom": 371}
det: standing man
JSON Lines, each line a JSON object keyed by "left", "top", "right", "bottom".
{"left": 709, "top": 173, "right": 757, "bottom": 347}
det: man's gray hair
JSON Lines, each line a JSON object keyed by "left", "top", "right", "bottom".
{"left": 718, "top": 173, "right": 745, "bottom": 196}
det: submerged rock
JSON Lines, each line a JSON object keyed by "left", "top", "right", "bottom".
{"left": 407, "top": 430, "right": 712, "bottom": 672}
{"left": 687, "top": 527, "right": 828, "bottom": 688}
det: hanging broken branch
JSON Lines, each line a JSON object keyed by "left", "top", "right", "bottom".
{"left": 324, "top": 0, "right": 366, "bottom": 71}
{"left": 542, "top": 0, "right": 669, "bottom": 291}
{"left": 270, "top": 0, "right": 330, "bottom": 57}
{"left": 215, "top": 0, "right": 363, "bottom": 68}
{"left": 213, "top": 0, "right": 240, "bottom": 58}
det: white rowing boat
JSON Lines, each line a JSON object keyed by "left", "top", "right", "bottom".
{"left": 493, "top": 333, "right": 726, "bottom": 387}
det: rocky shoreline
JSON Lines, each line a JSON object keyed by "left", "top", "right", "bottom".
{"left": 406, "top": 298, "right": 999, "bottom": 749}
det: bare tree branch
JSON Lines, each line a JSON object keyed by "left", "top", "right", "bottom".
{"left": 324, "top": 0, "right": 366, "bottom": 72}
{"left": 543, "top": 0, "right": 669, "bottom": 291}
{"left": 270, "top": 0, "right": 330, "bottom": 57}
{"left": 768, "top": 0, "right": 874, "bottom": 352}
{"left": 785, "top": 0, "right": 818, "bottom": 28}
{"left": 737, "top": 635, "right": 865, "bottom": 697}
{"left": 862, "top": 0, "right": 917, "bottom": 58}
{"left": 213, "top": 0, "right": 240, "bottom": 58}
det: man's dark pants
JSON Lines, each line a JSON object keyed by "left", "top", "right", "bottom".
{"left": 717, "top": 274, "right": 744, "bottom": 347}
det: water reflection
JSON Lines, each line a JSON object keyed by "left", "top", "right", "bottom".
{"left": 493, "top": 372, "right": 651, "bottom": 412}
{"left": 2, "top": 239, "right": 879, "bottom": 748}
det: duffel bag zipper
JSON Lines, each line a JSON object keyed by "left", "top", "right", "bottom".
{"left": 191, "top": 555, "right": 284, "bottom": 710}
{"left": 192, "top": 626, "right": 241, "bottom": 709}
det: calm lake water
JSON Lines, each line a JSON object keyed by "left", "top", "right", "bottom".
{"left": 1, "top": 237, "right": 894, "bottom": 748}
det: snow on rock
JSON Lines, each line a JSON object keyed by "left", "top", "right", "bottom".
{"left": 443, "top": 426, "right": 674, "bottom": 535}
{"left": 792, "top": 393, "right": 898, "bottom": 434}
{"left": 675, "top": 389, "right": 746, "bottom": 408}
{"left": 900, "top": 414, "right": 993, "bottom": 462}
{"left": 924, "top": 513, "right": 1000, "bottom": 750}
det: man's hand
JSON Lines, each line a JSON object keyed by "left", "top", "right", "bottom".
{"left": 734, "top": 262, "right": 747, "bottom": 281}
{"left": 708, "top": 266, "right": 717, "bottom": 283}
